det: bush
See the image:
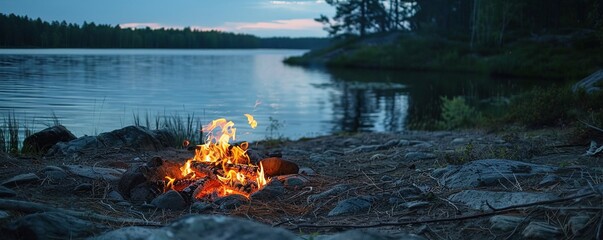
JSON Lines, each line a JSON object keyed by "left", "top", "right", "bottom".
{"left": 437, "top": 96, "right": 482, "bottom": 130}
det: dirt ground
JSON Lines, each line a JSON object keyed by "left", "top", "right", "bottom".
{"left": 0, "top": 128, "right": 602, "bottom": 239}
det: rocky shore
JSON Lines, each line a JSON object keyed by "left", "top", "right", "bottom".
{"left": 0, "top": 125, "right": 601, "bottom": 239}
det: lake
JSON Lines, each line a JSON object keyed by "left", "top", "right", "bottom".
{"left": 0, "top": 49, "right": 548, "bottom": 142}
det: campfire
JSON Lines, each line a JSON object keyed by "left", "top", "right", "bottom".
{"left": 161, "top": 115, "right": 269, "bottom": 201}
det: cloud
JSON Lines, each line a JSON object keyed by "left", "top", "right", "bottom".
{"left": 260, "top": 0, "right": 326, "bottom": 11}
{"left": 225, "top": 18, "right": 322, "bottom": 31}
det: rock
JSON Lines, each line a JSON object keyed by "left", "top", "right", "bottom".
{"left": 129, "top": 183, "right": 156, "bottom": 204}
{"left": 399, "top": 201, "right": 429, "bottom": 209}
{"left": 191, "top": 201, "right": 213, "bottom": 212}
{"left": 328, "top": 196, "right": 373, "bottom": 217}
{"left": 1, "top": 173, "right": 40, "bottom": 186}
{"left": 47, "top": 126, "right": 174, "bottom": 157}
{"left": 43, "top": 170, "right": 68, "bottom": 182}
{"left": 250, "top": 179, "right": 285, "bottom": 200}
{"left": 0, "top": 210, "right": 9, "bottom": 219}
{"left": 404, "top": 152, "right": 436, "bottom": 161}
{"left": 308, "top": 184, "right": 350, "bottom": 203}
{"left": 433, "top": 159, "right": 558, "bottom": 189}
{"left": 118, "top": 166, "right": 147, "bottom": 199}
{"left": 21, "top": 125, "right": 76, "bottom": 154}
{"left": 538, "top": 174, "right": 560, "bottom": 188}
{"left": 93, "top": 227, "right": 157, "bottom": 240}
{"left": 0, "top": 185, "right": 17, "bottom": 197}
{"left": 572, "top": 69, "right": 603, "bottom": 94}
{"left": 46, "top": 135, "right": 97, "bottom": 157}
{"left": 568, "top": 215, "right": 591, "bottom": 236}
{"left": 107, "top": 190, "right": 125, "bottom": 202}
{"left": 280, "top": 175, "right": 308, "bottom": 189}
{"left": 298, "top": 167, "right": 316, "bottom": 175}
{"left": 151, "top": 190, "right": 187, "bottom": 210}
{"left": 451, "top": 138, "right": 468, "bottom": 144}
{"left": 5, "top": 212, "right": 104, "bottom": 239}
{"left": 156, "top": 215, "right": 298, "bottom": 240}
{"left": 64, "top": 165, "right": 125, "bottom": 182}
{"left": 380, "top": 175, "right": 393, "bottom": 182}
{"left": 259, "top": 157, "right": 299, "bottom": 177}
{"left": 73, "top": 183, "right": 93, "bottom": 192}
{"left": 313, "top": 229, "right": 426, "bottom": 240}
{"left": 449, "top": 190, "right": 558, "bottom": 211}
{"left": 522, "top": 221, "right": 561, "bottom": 239}
{"left": 490, "top": 215, "right": 524, "bottom": 231}
{"left": 215, "top": 194, "right": 249, "bottom": 210}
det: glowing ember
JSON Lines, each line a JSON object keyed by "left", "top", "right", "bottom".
{"left": 163, "top": 114, "right": 269, "bottom": 199}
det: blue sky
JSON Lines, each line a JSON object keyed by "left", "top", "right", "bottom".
{"left": 0, "top": 0, "right": 335, "bottom": 37}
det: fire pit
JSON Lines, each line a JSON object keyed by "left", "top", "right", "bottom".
{"left": 118, "top": 115, "right": 298, "bottom": 207}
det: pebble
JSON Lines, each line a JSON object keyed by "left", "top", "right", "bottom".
{"left": 490, "top": 215, "right": 523, "bottom": 231}
{"left": 298, "top": 167, "right": 316, "bottom": 175}
{"left": 522, "top": 221, "right": 561, "bottom": 239}
{"left": 328, "top": 196, "right": 373, "bottom": 217}
{"left": 404, "top": 152, "right": 436, "bottom": 161}
{"left": 191, "top": 201, "right": 213, "bottom": 212}
{"left": 215, "top": 194, "right": 249, "bottom": 210}
{"left": 568, "top": 215, "right": 591, "bottom": 236}
{"left": 151, "top": 190, "right": 187, "bottom": 210}
{"left": 250, "top": 179, "right": 285, "bottom": 200}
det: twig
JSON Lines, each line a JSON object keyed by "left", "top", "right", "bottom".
{"left": 0, "top": 199, "right": 161, "bottom": 226}
{"left": 290, "top": 192, "right": 597, "bottom": 230}
{"left": 579, "top": 119, "right": 603, "bottom": 133}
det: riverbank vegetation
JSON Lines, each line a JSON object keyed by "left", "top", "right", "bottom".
{"left": 428, "top": 84, "right": 603, "bottom": 143}
{"left": 0, "top": 13, "right": 328, "bottom": 49}
{"left": 286, "top": 0, "right": 603, "bottom": 80}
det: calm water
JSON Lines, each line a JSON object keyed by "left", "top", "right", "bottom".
{"left": 0, "top": 49, "right": 548, "bottom": 141}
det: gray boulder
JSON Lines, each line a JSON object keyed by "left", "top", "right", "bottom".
{"left": 313, "top": 229, "right": 426, "bottom": 240}
{"left": 5, "top": 212, "right": 104, "bottom": 239}
{"left": 22, "top": 125, "right": 76, "bottom": 154}
{"left": 153, "top": 215, "right": 297, "bottom": 240}
{"left": 449, "top": 190, "right": 558, "bottom": 211}
{"left": 92, "top": 227, "right": 156, "bottom": 240}
{"left": 432, "top": 159, "right": 557, "bottom": 189}
{"left": 48, "top": 126, "right": 174, "bottom": 157}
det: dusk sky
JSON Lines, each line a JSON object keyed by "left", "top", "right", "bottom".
{"left": 0, "top": 0, "right": 335, "bottom": 37}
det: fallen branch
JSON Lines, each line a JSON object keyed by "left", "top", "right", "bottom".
{"left": 290, "top": 192, "right": 598, "bottom": 230}
{"left": 0, "top": 199, "right": 161, "bottom": 226}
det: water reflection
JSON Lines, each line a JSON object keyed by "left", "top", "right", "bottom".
{"left": 322, "top": 68, "right": 551, "bottom": 131}
{"left": 0, "top": 49, "right": 553, "bottom": 141}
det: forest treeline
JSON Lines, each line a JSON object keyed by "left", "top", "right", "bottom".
{"left": 0, "top": 13, "right": 329, "bottom": 49}
{"left": 317, "top": 0, "right": 603, "bottom": 47}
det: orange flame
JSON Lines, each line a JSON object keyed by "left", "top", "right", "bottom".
{"left": 244, "top": 114, "right": 257, "bottom": 129}
{"left": 164, "top": 114, "right": 270, "bottom": 199}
